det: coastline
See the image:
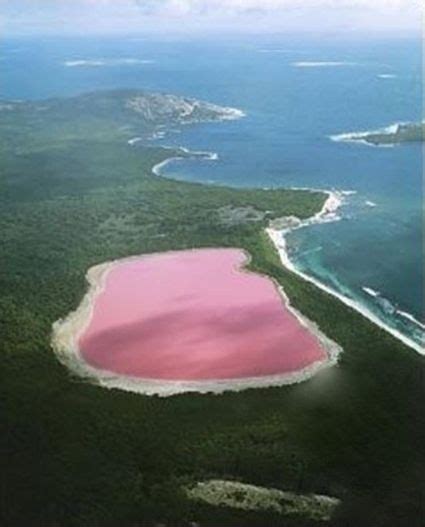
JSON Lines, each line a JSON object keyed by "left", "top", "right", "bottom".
{"left": 151, "top": 146, "right": 219, "bottom": 177}
{"left": 152, "top": 142, "right": 424, "bottom": 355}
{"left": 53, "top": 112, "right": 423, "bottom": 393}
{"left": 51, "top": 248, "right": 342, "bottom": 397}
{"left": 266, "top": 191, "right": 425, "bottom": 356}
{"left": 329, "top": 133, "right": 395, "bottom": 148}
{"left": 329, "top": 120, "right": 425, "bottom": 147}
{"left": 329, "top": 123, "right": 403, "bottom": 147}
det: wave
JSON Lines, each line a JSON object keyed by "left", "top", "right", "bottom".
{"left": 267, "top": 193, "right": 424, "bottom": 355}
{"left": 292, "top": 61, "right": 357, "bottom": 68}
{"left": 362, "top": 285, "right": 425, "bottom": 342}
{"left": 363, "top": 287, "right": 425, "bottom": 331}
{"left": 215, "top": 107, "right": 246, "bottom": 121}
{"left": 206, "top": 152, "right": 219, "bottom": 161}
{"left": 365, "top": 201, "right": 377, "bottom": 207}
{"left": 362, "top": 287, "right": 380, "bottom": 298}
{"left": 363, "top": 288, "right": 425, "bottom": 333}
{"left": 397, "top": 310, "right": 425, "bottom": 331}
{"left": 127, "top": 137, "right": 142, "bottom": 146}
{"left": 378, "top": 74, "right": 397, "bottom": 79}
{"left": 64, "top": 58, "right": 155, "bottom": 67}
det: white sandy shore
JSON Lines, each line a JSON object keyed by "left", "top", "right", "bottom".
{"left": 266, "top": 190, "right": 424, "bottom": 355}
{"left": 51, "top": 249, "right": 342, "bottom": 397}
{"left": 151, "top": 147, "right": 219, "bottom": 176}
{"left": 51, "top": 187, "right": 424, "bottom": 399}
{"left": 330, "top": 135, "right": 395, "bottom": 148}
{"left": 329, "top": 122, "right": 413, "bottom": 147}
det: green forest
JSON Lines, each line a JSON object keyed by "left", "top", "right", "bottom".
{"left": 1, "top": 91, "right": 424, "bottom": 527}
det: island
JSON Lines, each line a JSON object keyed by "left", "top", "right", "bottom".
{"left": 2, "top": 89, "right": 424, "bottom": 527}
{"left": 331, "top": 121, "right": 425, "bottom": 146}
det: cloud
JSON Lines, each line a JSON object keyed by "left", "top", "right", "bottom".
{"left": 63, "top": 58, "right": 155, "bottom": 67}
{"left": 105, "top": 0, "right": 420, "bottom": 13}
{"left": 292, "top": 61, "right": 359, "bottom": 67}
{"left": 0, "top": 0, "right": 421, "bottom": 35}
{"left": 1, "top": 0, "right": 420, "bottom": 10}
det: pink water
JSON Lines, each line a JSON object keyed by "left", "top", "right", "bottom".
{"left": 79, "top": 249, "right": 326, "bottom": 380}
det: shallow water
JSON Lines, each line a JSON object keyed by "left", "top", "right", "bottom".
{"left": 2, "top": 34, "right": 422, "bottom": 346}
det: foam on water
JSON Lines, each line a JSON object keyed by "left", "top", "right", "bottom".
{"left": 127, "top": 137, "right": 142, "bottom": 146}
{"left": 363, "top": 287, "right": 380, "bottom": 297}
{"left": 397, "top": 311, "right": 425, "bottom": 331}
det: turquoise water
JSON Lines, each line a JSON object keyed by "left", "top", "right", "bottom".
{"left": 2, "top": 35, "right": 423, "bottom": 347}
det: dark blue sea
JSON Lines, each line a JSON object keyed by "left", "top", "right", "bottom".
{"left": 2, "top": 34, "right": 423, "bottom": 348}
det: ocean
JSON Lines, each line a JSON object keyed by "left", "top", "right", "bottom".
{"left": 2, "top": 34, "right": 423, "bottom": 349}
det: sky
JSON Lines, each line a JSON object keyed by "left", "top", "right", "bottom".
{"left": 0, "top": 0, "right": 422, "bottom": 37}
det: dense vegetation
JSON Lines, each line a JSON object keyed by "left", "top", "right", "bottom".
{"left": 1, "top": 92, "right": 424, "bottom": 527}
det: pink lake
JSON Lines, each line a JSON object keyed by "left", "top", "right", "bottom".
{"left": 79, "top": 249, "right": 327, "bottom": 380}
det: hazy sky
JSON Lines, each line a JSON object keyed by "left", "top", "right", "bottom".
{"left": 1, "top": 0, "right": 422, "bottom": 36}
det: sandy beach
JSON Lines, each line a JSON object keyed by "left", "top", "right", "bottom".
{"left": 266, "top": 190, "right": 425, "bottom": 355}
{"left": 151, "top": 147, "right": 219, "bottom": 176}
